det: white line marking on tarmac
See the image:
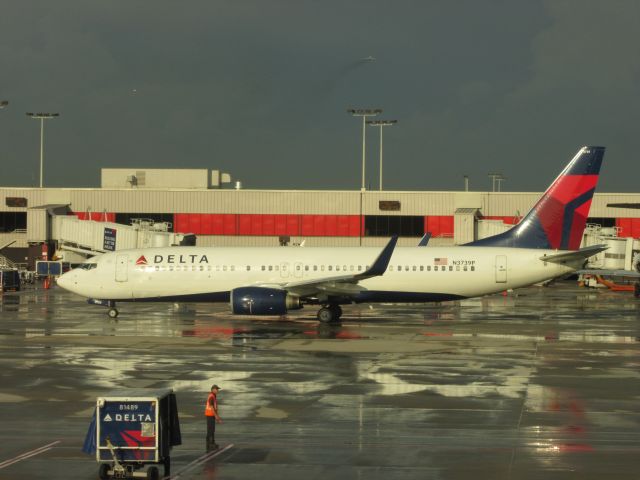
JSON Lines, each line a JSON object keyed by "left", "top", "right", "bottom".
{"left": 0, "top": 441, "right": 61, "bottom": 469}
{"left": 166, "top": 443, "right": 234, "bottom": 480}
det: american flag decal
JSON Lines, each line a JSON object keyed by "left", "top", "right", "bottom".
{"left": 434, "top": 257, "right": 448, "bottom": 266}
{"left": 136, "top": 255, "right": 148, "bottom": 266}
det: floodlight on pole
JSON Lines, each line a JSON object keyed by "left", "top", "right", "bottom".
{"left": 0, "top": 100, "right": 8, "bottom": 109}
{"left": 26, "top": 112, "right": 60, "bottom": 188}
{"left": 347, "top": 108, "right": 382, "bottom": 191}
{"left": 367, "top": 119, "right": 397, "bottom": 190}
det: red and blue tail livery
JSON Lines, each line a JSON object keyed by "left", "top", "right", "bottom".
{"left": 467, "top": 146, "right": 604, "bottom": 250}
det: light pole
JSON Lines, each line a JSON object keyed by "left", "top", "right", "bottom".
{"left": 488, "top": 173, "right": 505, "bottom": 192}
{"left": 347, "top": 108, "right": 382, "bottom": 191}
{"left": 26, "top": 112, "right": 59, "bottom": 188}
{"left": 367, "top": 119, "right": 397, "bottom": 190}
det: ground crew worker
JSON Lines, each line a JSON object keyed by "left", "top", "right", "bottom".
{"left": 205, "top": 384, "right": 222, "bottom": 451}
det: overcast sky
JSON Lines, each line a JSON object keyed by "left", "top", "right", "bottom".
{"left": 1, "top": 1, "right": 639, "bottom": 192}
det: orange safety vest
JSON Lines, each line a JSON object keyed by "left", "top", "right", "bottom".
{"left": 204, "top": 392, "right": 217, "bottom": 417}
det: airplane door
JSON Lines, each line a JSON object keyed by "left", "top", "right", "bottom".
{"left": 115, "top": 255, "right": 128, "bottom": 282}
{"left": 280, "top": 262, "right": 290, "bottom": 278}
{"left": 294, "top": 262, "right": 303, "bottom": 278}
{"left": 495, "top": 255, "right": 507, "bottom": 283}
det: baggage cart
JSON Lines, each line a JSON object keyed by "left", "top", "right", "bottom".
{"left": 83, "top": 388, "right": 181, "bottom": 479}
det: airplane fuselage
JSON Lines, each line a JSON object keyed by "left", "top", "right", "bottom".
{"left": 58, "top": 245, "right": 577, "bottom": 304}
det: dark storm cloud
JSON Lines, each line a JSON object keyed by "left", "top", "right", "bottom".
{"left": 0, "top": 1, "right": 638, "bottom": 191}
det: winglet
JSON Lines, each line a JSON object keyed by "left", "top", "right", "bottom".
{"left": 357, "top": 236, "right": 398, "bottom": 278}
{"left": 418, "top": 233, "right": 431, "bottom": 247}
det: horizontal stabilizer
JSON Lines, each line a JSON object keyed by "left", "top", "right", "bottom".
{"left": 540, "top": 244, "right": 608, "bottom": 264}
{"left": 578, "top": 269, "right": 640, "bottom": 278}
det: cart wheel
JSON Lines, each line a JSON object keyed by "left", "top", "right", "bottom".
{"left": 163, "top": 456, "right": 171, "bottom": 476}
{"left": 146, "top": 466, "right": 159, "bottom": 480}
{"left": 98, "top": 463, "right": 110, "bottom": 480}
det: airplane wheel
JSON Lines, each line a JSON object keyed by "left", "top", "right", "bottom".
{"left": 330, "top": 305, "right": 343, "bottom": 319}
{"left": 98, "top": 463, "right": 110, "bottom": 480}
{"left": 108, "top": 308, "right": 119, "bottom": 318}
{"left": 317, "top": 307, "right": 335, "bottom": 324}
{"left": 146, "top": 466, "right": 159, "bottom": 480}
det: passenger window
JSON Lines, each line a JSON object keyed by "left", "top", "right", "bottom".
{"left": 434, "top": 266, "right": 438, "bottom": 271}
{"left": 230, "top": 265, "right": 235, "bottom": 271}
{"left": 456, "top": 266, "right": 460, "bottom": 271}
{"left": 358, "top": 266, "right": 362, "bottom": 271}
{"left": 412, "top": 266, "right": 417, "bottom": 271}
{"left": 471, "top": 266, "right": 475, "bottom": 271}
{"left": 343, "top": 265, "right": 347, "bottom": 271}
{"left": 268, "top": 265, "right": 273, "bottom": 271}
{"left": 200, "top": 265, "right": 204, "bottom": 271}
{"left": 420, "top": 266, "right": 424, "bottom": 271}
{"left": 296, "top": 265, "right": 301, "bottom": 271}
{"left": 389, "top": 266, "right": 394, "bottom": 271}
{"left": 336, "top": 266, "right": 340, "bottom": 271}
{"left": 321, "top": 265, "right": 325, "bottom": 271}
{"left": 463, "top": 266, "right": 467, "bottom": 271}
{"left": 261, "top": 266, "right": 265, "bottom": 271}
{"left": 169, "top": 266, "right": 174, "bottom": 271}
{"left": 246, "top": 266, "right": 251, "bottom": 271}
{"left": 350, "top": 265, "right": 354, "bottom": 271}
{"left": 155, "top": 266, "right": 159, "bottom": 271}
{"left": 313, "top": 265, "right": 318, "bottom": 271}
{"left": 427, "top": 266, "right": 431, "bottom": 271}
{"left": 449, "top": 266, "right": 453, "bottom": 271}
{"left": 223, "top": 266, "right": 227, "bottom": 271}
{"left": 328, "top": 266, "right": 332, "bottom": 271}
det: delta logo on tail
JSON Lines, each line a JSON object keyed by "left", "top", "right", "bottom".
{"left": 467, "top": 146, "right": 604, "bottom": 250}
{"left": 136, "top": 256, "right": 148, "bottom": 266}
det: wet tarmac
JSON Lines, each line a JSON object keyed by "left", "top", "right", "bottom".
{"left": 1, "top": 281, "right": 639, "bottom": 479}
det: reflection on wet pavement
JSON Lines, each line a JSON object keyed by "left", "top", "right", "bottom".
{"left": 0, "top": 281, "right": 639, "bottom": 479}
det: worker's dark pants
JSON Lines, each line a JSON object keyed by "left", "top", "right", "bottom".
{"left": 206, "top": 416, "right": 216, "bottom": 447}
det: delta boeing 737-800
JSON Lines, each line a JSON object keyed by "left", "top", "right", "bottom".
{"left": 58, "top": 146, "right": 607, "bottom": 323}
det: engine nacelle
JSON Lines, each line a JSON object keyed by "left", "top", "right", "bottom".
{"left": 230, "top": 287, "right": 302, "bottom": 315}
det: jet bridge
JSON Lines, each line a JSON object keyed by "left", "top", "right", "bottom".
{"left": 52, "top": 216, "right": 195, "bottom": 264}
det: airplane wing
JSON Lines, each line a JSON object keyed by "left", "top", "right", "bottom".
{"left": 540, "top": 244, "right": 608, "bottom": 264}
{"left": 264, "top": 236, "right": 398, "bottom": 298}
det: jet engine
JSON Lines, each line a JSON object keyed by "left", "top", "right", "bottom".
{"left": 230, "top": 287, "right": 302, "bottom": 315}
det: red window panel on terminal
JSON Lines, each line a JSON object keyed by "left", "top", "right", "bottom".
{"left": 300, "top": 215, "right": 315, "bottom": 236}
{"left": 188, "top": 214, "right": 202, "bottom": 234}
{"left": 262, "top": 215, "right": 275, "bottom": 236}
{"left": 273, "top": 215, "right": 287, "bottom": 235}
{"left": 222, "top": 214, "right": 237, "bottom": 235}
{"left": 285, "top": 215, "right": 299, "bottom": 236}
{"left": 200, "top": 214, "right": 213, "bottom": 235}
{"left": 210, "top": 214, "right": 224, "bottom": 234}
{"left": 238, "top": 215, "right": 252, "bottom": 235}
{"left": 615, "top": 218, "right": 640, "bottom": 238}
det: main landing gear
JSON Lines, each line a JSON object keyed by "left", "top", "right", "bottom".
{"left": 317, "top": 305, "right": 342, "bottom": 323}
{"left": 108, "top": 307, "right": 119, "bottom": 318}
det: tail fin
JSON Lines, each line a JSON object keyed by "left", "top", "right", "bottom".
{"left": 466, "top": 146, "right": 604, "bottom": 250}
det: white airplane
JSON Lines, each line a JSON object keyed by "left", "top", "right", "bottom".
{"left": 58, "top": 146, "right": 607, "bottom": 323}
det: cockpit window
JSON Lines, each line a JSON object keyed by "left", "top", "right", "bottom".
{"left": 77, "top": 263, "right": 98, "bottom": 270}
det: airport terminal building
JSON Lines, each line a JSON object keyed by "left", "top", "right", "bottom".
{"left": 1, "top": 168, "right": 640, "bottom": 268}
